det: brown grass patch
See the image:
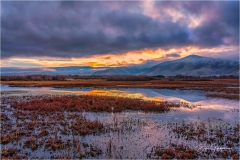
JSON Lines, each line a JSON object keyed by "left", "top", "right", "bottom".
{"left": 206, "top": 93, "right": 239, "bottom": 100}
{"left": 11, "top": 95, "right": 194, "bottom": 113}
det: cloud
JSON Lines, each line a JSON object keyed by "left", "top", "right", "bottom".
{"left": 1, "top": 67, "right": 55, "bottom": 72}
{"left": 3, "top": 45, "right": 237, "bottom": 68}
{"left": 1, "top": 1, "right": 239, "bottom": 61}
{"left": 166, "top": 53, "right": 180, "bottom": 58}
{"left": 191, "top": 1, "right": 239, "bottom": 47}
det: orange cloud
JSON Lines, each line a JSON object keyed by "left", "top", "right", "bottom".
{"left": 1, "top": 45, "right": 238, "bottom": 68}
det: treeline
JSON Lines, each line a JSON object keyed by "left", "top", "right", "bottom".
{"left": 106, "top": 75, "right": 156, "bottom": 81}
{"left": 1, "top": 74, "right": 238, "bottom": 81}
{"left": 69, "top": 75, "right": 104, "bottom": 79}
{"left": 167, "top": 74, "right": 239, "bottom": 80}
{"left": 207, "top": 75, "right": 239, "bottom": 79}
{"left": 168, "top": 75, "right": 212, "bottom": 81}
{"left": 1, "top": 75, "right": 66, "bottom": 81}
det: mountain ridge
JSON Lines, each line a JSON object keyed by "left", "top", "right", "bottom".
{"left": 142, "top": 55, "right": 239, "bottom": 76}
{"left": 93, "top": 55, "right": 239, "bottom": 76}
{"left": 3, "top": 55, "right": 237, "bottom": 76}
{"left": 92, "top": 66, "right": 147, "bottom": 75}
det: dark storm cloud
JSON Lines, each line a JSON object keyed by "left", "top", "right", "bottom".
{"left": 1, "top": 1, "right": 239, "bottom": 59}
{"left": 192, "top": 1, "right": 239, "bottom": 47}
{"left": 100, "top": 11, "right": 153, "bottom": 34}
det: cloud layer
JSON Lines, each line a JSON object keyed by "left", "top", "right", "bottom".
{"left": 1, "top": 1, "right": 239, "bottom": 61}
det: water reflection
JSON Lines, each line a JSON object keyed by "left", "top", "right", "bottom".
{"left": 151, "top": 89, "right": 206, "bottom": 102}
{"left": 1, "top": 85, "right": 239, "bottom": 121}
{"left": 1, "top": 84, "right": 50, "bottom": 91}
{"left": 52, "top": 88, "right": 206, "bottom": 102}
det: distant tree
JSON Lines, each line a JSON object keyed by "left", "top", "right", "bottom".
{"left": 154, "top": 75, "right": 165, "bottom": 78}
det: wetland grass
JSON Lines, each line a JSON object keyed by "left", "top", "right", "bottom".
{"left": 11, "top": 95, "right": 195, "bottom": 113}
{"left": 1, "top": 91, "right": 239, "bottom": 159}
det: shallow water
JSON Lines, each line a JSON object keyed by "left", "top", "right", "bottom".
{"left": 1, "top": 106, "right": 238, "bottom": 159}
{"left": 1, "top": 84, "right": 239, "bottom": 158}
{"left": 1, "top": 85, "right": 239, "bottom": 122}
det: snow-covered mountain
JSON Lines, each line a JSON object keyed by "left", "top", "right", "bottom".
{"left": 142, "top": 55, "right": 239, "bottom": 76}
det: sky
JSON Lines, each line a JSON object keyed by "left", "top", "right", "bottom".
{"left": 1, "top": 0, "right": 239, "bottom": 69}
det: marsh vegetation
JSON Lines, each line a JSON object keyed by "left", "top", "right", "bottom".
{"left": 0, "top": 80, "right": 239, "bottom": 159}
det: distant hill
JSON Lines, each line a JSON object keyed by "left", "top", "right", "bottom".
{"left": 3, "top": 55, "right": 238, "bottom": 77}
{"left": 142, "top": 55, "right": 239, "bottom": 76}
{"left": 51, "top": 66, "right": 106, "bottom": 75}
{"left": 92, "top": 67, "right": 147, "bottom": 75}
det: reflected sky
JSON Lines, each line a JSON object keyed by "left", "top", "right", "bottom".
{"left": 51, "top": 88, "right": 206, "bottom": 103}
